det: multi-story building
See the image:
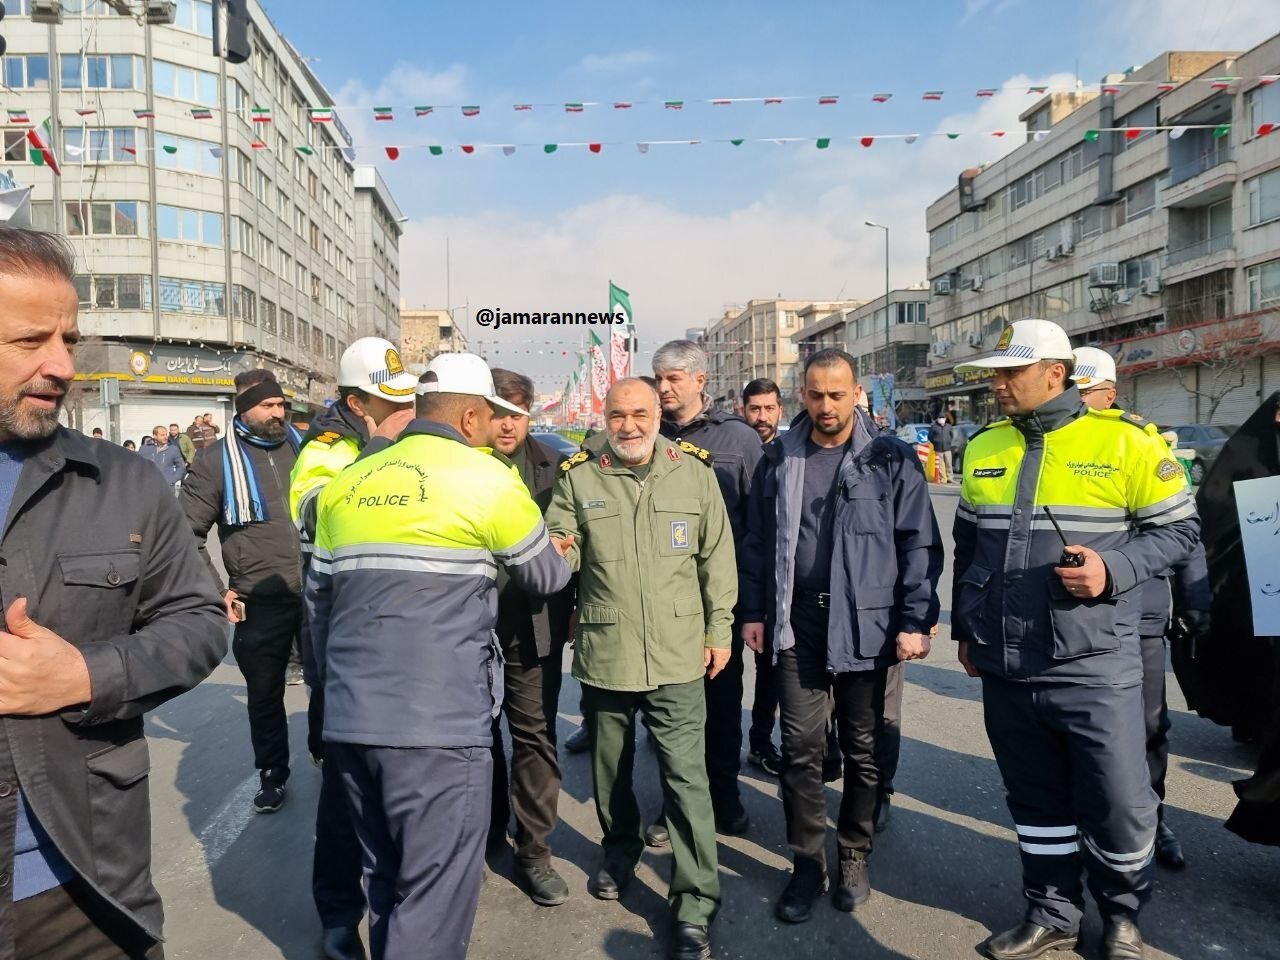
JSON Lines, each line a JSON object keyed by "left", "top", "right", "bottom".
{"left": 399, "top": 306, "right": 468, "bottom": 370}
{"left": 4, "top": 0, "right": 399, "bottom": 441}
{"left": 701, "top": 298, "right": 863, "bottom": 412}
{"left": 925, "top": 35, "right": 1280, "bottom": 426}
{"left": 793, "top": 287, "right": 931, "bottom": 421}
{"left": 353, "top": 164, "right": 403, "bottom": 344}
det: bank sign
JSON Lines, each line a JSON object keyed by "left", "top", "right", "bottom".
{"left": 1107, "top": 312, "right": 1279, "bottom": 374}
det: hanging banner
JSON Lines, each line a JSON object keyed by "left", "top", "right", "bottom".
{"left": 608, "top": 281, "right": 633, "bottom": 384}
{"left": 590, "top": 331, "right": 608, "bottom": 422}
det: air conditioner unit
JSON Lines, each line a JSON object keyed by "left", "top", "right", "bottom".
{"left": 970, "top": 274, "right": 984, "bottom": 292}
{"left": 1088, "top": 262, "right": 1122, "bottom": 287}
{"left": 1089, "top": 297, "right": 1110, "bottom": 313}
{"left": 145, "top": 0, "right": 177, "bottom": 24}
{"left": 1113, "top": 289, "right": 1133, "bottom": 305}
{"left": 931, "top": 341, "right": 950, "bottom": 357}
{"left": 1139, "top": 277, "right": 1162, "bottom": 296}
{"left": 932, "top": 277, "right": 953, "bottom": 296}
{"left": 30, "top": 0, "right": 63, "bottom": 24}
{"left": 1044, "top": 247, "right": 1059, "bottom": 262}
{"left": 1062, "top": 240, "right": 1075, "bottom": 255}
{"left": 966, "top": 332, "right": 985, "bottom": 347}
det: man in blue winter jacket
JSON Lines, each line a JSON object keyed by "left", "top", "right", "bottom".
{"left": 741, "top": 348, "right": 943, "bottom": 923}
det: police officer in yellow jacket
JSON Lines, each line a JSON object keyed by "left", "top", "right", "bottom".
{"left": 305, "top": 353, "right": 571, "bottom": 960}
{"left": 952, "top": 320, "right": 1199, "bottom": 960}
{"left": 545, "top": 378, "right": 736, "bottom": 960}
{"left": 288, "top": 337, "right": 415, "bottom": 960}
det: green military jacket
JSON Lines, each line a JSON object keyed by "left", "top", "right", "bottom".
{"left": 545, "top": 434, "right": 737, "bottom": 692}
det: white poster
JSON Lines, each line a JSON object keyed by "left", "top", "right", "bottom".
{"left": 1234, "top": 475, "right": 1280, "bottom": 637}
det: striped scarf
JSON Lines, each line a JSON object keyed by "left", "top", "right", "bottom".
{"left": 221, "top": 417, "right": 302, "bottom": 526}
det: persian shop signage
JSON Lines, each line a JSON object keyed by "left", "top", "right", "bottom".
{"left": 1109, "top": 315, "right": 1275, "bottom": 373}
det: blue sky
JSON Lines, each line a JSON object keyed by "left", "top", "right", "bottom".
{"left": 266, "top": 0, "right": 1270, "bottom": 388}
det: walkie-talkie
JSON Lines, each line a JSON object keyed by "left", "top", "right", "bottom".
{"left": 1044, "top": 506, "right": 1085, "bottom": 567}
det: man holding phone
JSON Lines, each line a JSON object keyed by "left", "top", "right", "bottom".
{"left": 182, "top": 370, "right": 304, "bottom": 816}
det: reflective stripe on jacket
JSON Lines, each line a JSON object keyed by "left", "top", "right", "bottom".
{"left": 951, "top": 387, "right": 1200, "bottom": 684}
{"left": 305, "top": 419, "right": 571, "bottom": 747}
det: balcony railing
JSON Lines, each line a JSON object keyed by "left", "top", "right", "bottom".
{"left": 1166, "top": 231, "right": 1234, "bottom": 267}
{"left": 1168, "top": 141, "right": 1233, "bottom": 187}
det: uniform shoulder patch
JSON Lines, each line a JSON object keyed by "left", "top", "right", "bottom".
{"left": 312, "top": 431, "right": 343, "bottom": 446}
{"left": 1155, "top": 458, "right": 1183, "bottom": 482}
{"left": 677, "top": 440, "right": 713, "bottom": 464}
{"left": 560, "top": 450, "right": 591, "bottom": 472}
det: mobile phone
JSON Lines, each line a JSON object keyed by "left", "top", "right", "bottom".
{"left": 231, "top": 599, "right": 247, "bottom": 621}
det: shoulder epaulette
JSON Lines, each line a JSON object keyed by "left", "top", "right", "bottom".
{"left": 560, "top": 449, "right": 592, "bottom": 472}
{"left": 677, "top": 440, "right": 714, "bottom": 465}
{"left": 311, "top": 431, "right": 343, "bottom": 447}
{"left": 1096, "top": 407, "right": 1159, "bottom": 434}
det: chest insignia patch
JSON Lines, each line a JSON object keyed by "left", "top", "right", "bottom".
{"left": 1156, "top": 458, "right": 1182, "bottom": 482}
{"left": 667, "top": 446, "right": 681, "bottom": 461}
{"left": 580, "top": 499, "right": 606, "bottom": 510}
{"left": 600, "top": 453, "right": 613, "bottom": 468}
{"left": 670, "top": 520, "right": 690, "bottom": 550}
{"left": 972, "top": 467, "right": 1007, "bottom": 478}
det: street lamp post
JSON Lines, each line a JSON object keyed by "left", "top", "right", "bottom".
{"left": 865, "top": 220, "right": 891, "bottom": 426}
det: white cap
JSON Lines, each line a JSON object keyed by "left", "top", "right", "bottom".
{"left": 1071, "top": 346, "right": 1118, "bottom": 388}
{"left": 338, "top": 337, "right": 417, "bottom": 403}
{"left": 415, "top": 352, "right": 529, "bottom": 416}
{"left": 955, "top": 318, "right": 1074, "bottom": 371}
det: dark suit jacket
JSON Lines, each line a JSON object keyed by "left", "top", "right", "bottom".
{"left": 496, "top": 435, "right": 575, "bottom": 659}
{"left": 0, "top": 428, "right": 225, "bottom": 951}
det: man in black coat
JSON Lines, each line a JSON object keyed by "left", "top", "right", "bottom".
{"left": 486, "top": 370, "right": 577, "bottom": 905}
{"left": 182, "top": 370, "right": 303, "bottom": 815}
{"left": 0, "top": 226, "right": 225, "bottom": 959}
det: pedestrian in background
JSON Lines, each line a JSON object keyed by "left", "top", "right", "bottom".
{"left": 139, "top": 425, "right": 187, "bottom": 493}
{"left": 182, "top": 370, "right": 304, "bottom": 816}
{"left": 0, "top": 225, "right": 225, "bottom": 959}
{"left": 169, "top": 422, "right": 196, "bottom": 465}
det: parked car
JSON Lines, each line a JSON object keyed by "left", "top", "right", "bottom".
{"left": 531, "top": 431, "right": 579, "bottom": 458}
{"left": 1160, "top": 423, "right": 1232, "bottom": 484}
{"left": 949, "top": 422, "right": 984, "bottom": 474}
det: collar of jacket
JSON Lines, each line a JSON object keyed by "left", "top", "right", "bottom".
{"left": 302, "top": 399, "right": 368, "bottom": 447}
{"left": 662, "top": 395, "right": 744, "bottom": 432}
{"left": 764, "top": 411, "right": 874, "bottom": 463}
{"left": 396, "top": 418, "right": 473, "bottom": 448}
{"left": 1011, "top": 385, "right": 1085, "bottom": 437}
{"left": 523, "top": 434, "right": 556, "bottom": 470}
{"left": 3, "top": 428, "right": 101, "bottom": 538}
{"left": 597, "top": 434, "right": 680, "bottom": 478}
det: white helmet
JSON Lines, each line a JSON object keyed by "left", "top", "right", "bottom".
{"left": 1071, "top": 346, "right": 1118, "bottom": 388}
{"left": 338, "top": 337, "right": 417, "bottom": 403}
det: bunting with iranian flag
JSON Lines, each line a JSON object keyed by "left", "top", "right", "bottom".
{"left": 589, "top": 331, "right": 609, "bottom": 421}
{"left": 608, "top": 281, "right": 632, "bottom": 384}
{"left": 27, "top": 118, "right": 60, "bottom": 176}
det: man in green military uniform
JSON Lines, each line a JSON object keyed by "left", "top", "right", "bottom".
{"left": 545, "top": 378, "right": 737, "bottom": 960}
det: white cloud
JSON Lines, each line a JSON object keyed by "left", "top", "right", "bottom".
{"left": 393, "top": 73, "right": 1075, "bottom": 380}
{"left": 575, "top": 50, "right": 658, "bottom": 74}
{"left": 1112, "top": 0, "right": 1275, "bottom": 61}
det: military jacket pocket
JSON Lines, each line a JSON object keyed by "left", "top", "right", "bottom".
{"left": 652, "top": 498, "right": 701, "bottom": 557}
{"left": 579, "top": 502, "right": 624, "bottom": 562}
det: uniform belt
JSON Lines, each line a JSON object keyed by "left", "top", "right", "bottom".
{"left": 795, "top": 589, "right": 831, "bottom": 609}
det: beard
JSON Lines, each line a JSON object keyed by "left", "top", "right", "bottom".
{"left": 0, "top": 379, "right": 67, "bottom": 441}
{"left": 610, "top": 432, "right": 657, "bottom": 465}
{"left": 244, "top": 414, "right": 286, "bottom": 442}
{"left": 812, "top": 413, "right": 850, "bottom": 436}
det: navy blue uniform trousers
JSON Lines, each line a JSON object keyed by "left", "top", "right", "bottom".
{"left": 1139, "top": 632, "right": 1172, "bottom": 805}
{"left": 332, "top": 743, "right": 492, "bottom": 960}
{"left": 981, "top": 676, "right": 1157, "bottom": 932}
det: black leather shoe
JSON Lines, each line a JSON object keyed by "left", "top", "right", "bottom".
{"left": 517, "top": 861, "right": 569, "bottom": 906}
{"left": 322, "top": 927, "right": 366, "bottom": 960}
{"left": 669, "top": 922, "right": 711, "bottom": 960}
{"left": 564, "top": 725, "right": 590, "bottom": 754}
{"left": 588, "top": 860, "right": 633, "bottom": 900}
{"left": 748, "top": 743, "right": 784, "bottom": 776}
{"left": 1154, "top": 820, "right": 1185, "bottom": 870}
{"left": 774, "top": 860, "right": 828, "bottom": 924}
{"left": 645, "top": 821, "right": 671, "bottom": 847}
{"left": 1102, "top": 918, "right": 1145, "bottom": 960}
{"left": 873, "top": 794, "right": 892, "bottom": 833}
{"left": 713, "top": 797, "right": 750, "bottom": 835}
{"left": 984, "top": 921, "right": 1078, "bottom": 959}
{"left": 833, "top": 853, "right": 870, "bottom": 911}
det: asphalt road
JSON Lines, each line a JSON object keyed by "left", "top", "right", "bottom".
{"left": 150, "top": 488, "right": 1279, "bottom": 960}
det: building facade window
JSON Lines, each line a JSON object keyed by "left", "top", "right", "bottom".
{"left": 156, "top": 204, "right": 223, "bottom": 246}
{"left": 62, "top": 127, "right": 138, "bottom": 163}
{"left": 154, "top": 133, "right": 222, "bottom": 175}
{"left": 65, "top": 200, "right": 148, "bottom": 237}
{"left": 3, "top": 55, "right": 51, "bottom": 89}
{"left": 1247, "top": 259, "right": 1280, "bottom": 311}
{"left": 1246, "top": 168, "right": 1280, "bottom": 226}
{"left": 1247, "top": 84, "right": 1280, "bottom": 139}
